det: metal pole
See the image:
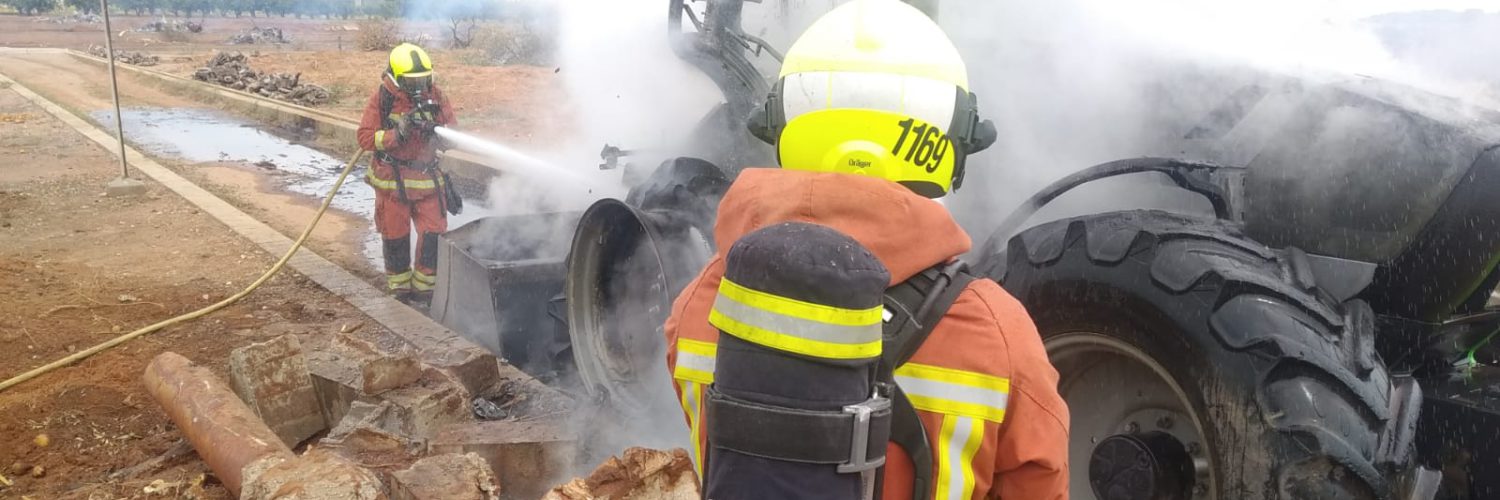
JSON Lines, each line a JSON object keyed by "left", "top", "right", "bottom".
{"left": 99, "top": 0, "right": 130, "bottom": 179}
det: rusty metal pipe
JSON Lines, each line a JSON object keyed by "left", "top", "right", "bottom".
{"left": 143, "top": 352, "right": 294, "bottom": 497}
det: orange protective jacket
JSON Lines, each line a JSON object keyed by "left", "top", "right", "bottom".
{"left": 356, "top": 74, "right": 457, "bottom": 200}
{"left": 664, "top": 168, "right": 1070, "bottom": 500}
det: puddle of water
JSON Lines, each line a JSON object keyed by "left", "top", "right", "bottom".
{"left": 92, "top": 107, "right": 489, "bottom": 269}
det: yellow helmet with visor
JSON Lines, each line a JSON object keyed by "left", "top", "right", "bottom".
{"left": 749, "top": 0, "right": 996, "bottom": 198}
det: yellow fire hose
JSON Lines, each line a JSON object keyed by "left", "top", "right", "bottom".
{"left": 0, "top": 150, "right": 367, "bottom": 393}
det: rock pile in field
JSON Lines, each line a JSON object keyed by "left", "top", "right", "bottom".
{"left": 38, "top": 13, "right": 102, "bottom": 24}
{"left": 192, "top": 52, "right": 331, "bottom": 106}
{"left": 87, "top": 45, "right": 159, "bottom": 66}
{"left": 137, "top": 19, "right": 202, "bottom": 33}
{"left": 228, "top": 27, "right": 289, "bottom": 45}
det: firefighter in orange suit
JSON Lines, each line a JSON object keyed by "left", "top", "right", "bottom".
{"left": 356, "top": 43, "right": 458, "bottom": 302}
{"left": 662, "top": 1, "right": 1070, "bottom": 499}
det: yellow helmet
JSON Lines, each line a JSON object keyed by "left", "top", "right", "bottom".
{"left": 388, "top": 43, "right": 434, "bottom": 90}
{"left": 749, "top": 0, "right": 995, "bottom": 198}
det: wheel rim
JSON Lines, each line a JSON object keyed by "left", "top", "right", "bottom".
{"left": 1046, "top": 332, "right": 1215, "bottom": 500}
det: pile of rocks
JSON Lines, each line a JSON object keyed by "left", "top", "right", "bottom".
{"left": 87, "top": 45, "right": 159, "bottom": 66}
{"left": 228, "top": 26, "right": 289, "bottom": 45}
{"left": 37, "top": 13, "right": 103, "bottom": 24}
{"left": 191, "top": 52, "right": 331, "bottom": 107}
{"left": 136, "top": 19, "right": 202, "bottom": 34}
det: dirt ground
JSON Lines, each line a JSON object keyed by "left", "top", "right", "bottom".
{"left": 0, "top": 50, "right": 382, "bottom": 278}
{"left": 0, "top": 85, "right": 397, "bottom": 498}
{"left": 0, "top": 15, "right": 578, "bottom": 498}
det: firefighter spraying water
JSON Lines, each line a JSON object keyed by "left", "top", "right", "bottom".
{"left": 357, "top": 43, "right": 463, "bottom": 307}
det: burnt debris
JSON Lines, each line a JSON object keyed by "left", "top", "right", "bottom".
{"left": 192, "top": 52, "right": 331, "bottom": 107}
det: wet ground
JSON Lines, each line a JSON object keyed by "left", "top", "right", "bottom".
{"left": 89, "top": 107, "right": 491, "bottom": 269}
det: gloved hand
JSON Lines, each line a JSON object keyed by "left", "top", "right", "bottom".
{"left": 394, "top": 115, "right": 413, "bottom": 140}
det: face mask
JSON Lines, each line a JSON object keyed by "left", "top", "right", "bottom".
{"left": 399, "top": 75, "right": 432, "bottom": 93}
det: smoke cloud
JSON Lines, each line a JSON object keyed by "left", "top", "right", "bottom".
{"left": 938, "top": 0, "right": 1500, "bottom": 238}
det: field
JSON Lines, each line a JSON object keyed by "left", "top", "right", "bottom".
{"left": 0, "top": 12, "right": 575, "bottom": 498}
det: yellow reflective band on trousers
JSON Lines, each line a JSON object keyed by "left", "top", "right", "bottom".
{"left": 674, "top": 338, "right": 717, "bottom": 384}
{"left": 365, "top": 168, "right": 437, "bottom": 191}
{"left": 708, "top": 278, "right": 883, "bottom": 359}
{"left": 412, "top": 271, "right": 436, "bottom": 291}
{"left": 894, "top": 363, "right": 1009, "bottom": 423}
{"left": 387, "top": 270, "right": 412, "bottom": 290}
{"left": 933, "top": 415, "right": 984, "bottom": 500}
{"left": 374, "top": 130, "right": 387, "bottom": 151}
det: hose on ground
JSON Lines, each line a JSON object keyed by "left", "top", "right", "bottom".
{"left": 0, "top": 150, "right": 367, "bottom": 393}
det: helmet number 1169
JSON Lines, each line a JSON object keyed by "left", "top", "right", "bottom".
{"left": 892, "top": 118, "right": 952, "bottom": 173}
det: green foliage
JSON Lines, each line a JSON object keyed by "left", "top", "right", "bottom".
{"left": 62, "top": 0, "right": 95, "bottom": 14}
{"left": 112, "top": 0, "right": 158, "bottom": 15}
{"left": 1, "top": 0, "right": 59, "bottom": 15}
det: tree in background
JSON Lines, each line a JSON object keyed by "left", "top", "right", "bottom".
{"left": 62, "top": 0, "right": 97, "bottom": 14}
{"left": 1, "top": 0, "right": 58, "bottom": 15}
{"left": 113, "top": 0, "right": 158, "bottom": 15}
{"left": 440, "top": 0, "right": 494, "bottom": 48}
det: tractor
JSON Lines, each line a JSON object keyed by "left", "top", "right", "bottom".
{"left": 436, "top": 1, "right": 1500, "bottom": 498}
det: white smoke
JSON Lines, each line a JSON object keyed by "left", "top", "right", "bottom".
{"left": 938, "top": 0, "right": 1500, "bottom": 237}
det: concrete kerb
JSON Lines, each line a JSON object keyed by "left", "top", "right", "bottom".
{"left": 0, "top": 69, "right": 514, "bottom": 422}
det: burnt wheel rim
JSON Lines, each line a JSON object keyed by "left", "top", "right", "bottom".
{"left": 1046, "top": 332, "right": 1214, "bottom": 500}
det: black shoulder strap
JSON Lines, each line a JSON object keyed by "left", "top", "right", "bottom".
{"left": 876, "top": 260, "right": 977, "bottom": 500}
{"left": 378, "top": 84, "right": 397, "bottom": 129}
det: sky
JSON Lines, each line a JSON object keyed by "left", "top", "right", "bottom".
{"left": 1063, "top": 0, "right": 1499, "bottom": 79}
{"left": 1351, "top": 0, "right": 1500, "bottom": 16}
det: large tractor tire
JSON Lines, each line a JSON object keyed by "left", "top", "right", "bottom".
{"left": 991, "top": 210, "right": 1421, "bottom": 500}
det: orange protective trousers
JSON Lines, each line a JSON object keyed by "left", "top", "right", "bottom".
{"left": 373, "top": 188, "right": 447, "bottom": 291}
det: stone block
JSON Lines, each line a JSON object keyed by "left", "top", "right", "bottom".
{"left": 390, "top": 453, "right": 500, "bottom": 500}
{"left": 241, "top": 449, "right": 386, "bottom": 500}
{"left": 540, "top": 448, "right": 699, "bottom": 500}
{"left": 425, "top": 347, "right": 500, "bottom": 397}
{"left": 381, "top": 377, "right": 471, "bottom": 440}
{"left": 431, "top": 420, "right": 576, "bottom": 499}
{"left": 305, "top": 350, "right": 361, "bottom": 429}
{"left": 105, "top": 176, "right": 148, "bottom": 197}
{"left": 333, "top": 332, "right": 423, "bottom": 394}
{"left": 228, "top": 335, "right": 326, "bottom": 447}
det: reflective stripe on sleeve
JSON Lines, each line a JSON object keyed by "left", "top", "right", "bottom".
{"left": 674, "top": 338, "right": 717, "bottom": 384}
{"left": 933, "top": 415, "right": 984, "bottom": 500}
{"left": 676, "top": 380, "right": 707, "bottom": 478}
{"left": 374, "top": 129, "right": 387, "bottom": 151}
{"left": 895, "top": 363, "right": 1009, "bottom": 423}
{"left": 708, "top": 278, "right": 882, "bottom": 359}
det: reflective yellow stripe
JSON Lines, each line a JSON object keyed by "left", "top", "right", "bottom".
{"left": 717, "top": 278, "right": 883, "bottom": 326}
{"left": 933, "top": 415, "right": 984, "bottom": 500}
{"left": 365, "top": 169, "right": 437, "bottom": 191}
{"left": 374, "top": 129, "right": 387, "bottom": 151}
{"left": 677, "top": 380, "right": 707, "bottom": 478}
{"left": 895, "top": 363, "right": 1009, "bottom": 423}
{"left": 674, "top": 339, "right": 717, "bottom": 384}
{"left": 709, "top": 279, "right": 883, "bottom": 360}
{"left": 412, "top": 271, "right": 435, "bottom": 291}
{"left": 710, "top": 308, "right": 881, "bottom": 359}
{"left": 387, "top": 270, "right": 412, "bottom": 290}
